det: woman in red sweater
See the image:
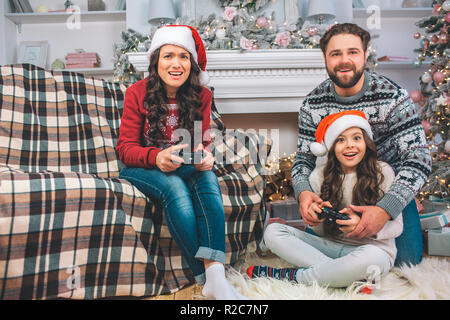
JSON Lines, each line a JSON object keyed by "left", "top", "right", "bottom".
{"left": 116, "top": 25, "right": 246, "bottom": 300}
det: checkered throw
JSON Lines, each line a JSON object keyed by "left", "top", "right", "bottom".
{"left": 0, "top": 64, "right": 269, "bottom": 299}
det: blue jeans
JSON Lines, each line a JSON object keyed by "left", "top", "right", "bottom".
{"left": 119, "top": 165, "right": 226, "bottom": 285}
{"left": 394, "top": 200, "right": 423, "bottom": 267}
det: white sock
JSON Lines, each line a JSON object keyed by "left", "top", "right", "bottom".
{"left": 202, "top": 264, "right": 248, "bottom": 300}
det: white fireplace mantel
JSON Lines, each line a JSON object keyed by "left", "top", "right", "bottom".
{"left": 127, "top": 49, "right": 327, "bottom": 114}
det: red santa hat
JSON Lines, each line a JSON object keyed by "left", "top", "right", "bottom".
{"left": 148, "top": 24, "right": 210, "bottom": 85}
{"left": 310, "top": 110, "right": 373, "bottom": 157}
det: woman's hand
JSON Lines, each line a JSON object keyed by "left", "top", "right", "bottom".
{"left": 336, "top": 207, "right": 361, "bottom": 235}
{"left": 155, "top": 144, "right": 187, "bottom": 172}
{"left": 193, "top": 144, "right": 214, "bottom": 171}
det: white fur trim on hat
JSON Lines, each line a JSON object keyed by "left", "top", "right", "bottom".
{"left": 323, "top": 114, "right": 373, "bottom": 151}
{"left": 310, "top": 113, "right": 373, "bottom": 157}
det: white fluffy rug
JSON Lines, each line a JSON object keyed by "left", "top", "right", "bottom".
{"left": 226, "top": 251, "right": 450, "bottom": 300}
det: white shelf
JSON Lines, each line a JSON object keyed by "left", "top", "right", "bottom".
{"left": 376, "top": 61, "right": 431, "bottom": 69}
{"left": 5, "top": 11, "right": 126, "bottom": 25}
{"left": 52, "top": 67, "right": 115, "bottom": 75}
{"left": 353, "top": 7, "right": 432, "bottom": 18}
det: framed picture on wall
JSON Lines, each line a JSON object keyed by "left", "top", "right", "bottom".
{"left": 17, "top": 41, "right": 48, "bottom": 68}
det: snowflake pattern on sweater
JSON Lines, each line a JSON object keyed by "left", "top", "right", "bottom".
{"left": 291, "top": 71, "right": 432, "bottom": 219}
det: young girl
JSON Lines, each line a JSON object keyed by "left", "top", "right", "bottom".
{"left": 116, "top": 25, "right": 247, "bottom": 300}
{"left": 247, "top": 110, "right": 403, "bottom": 288}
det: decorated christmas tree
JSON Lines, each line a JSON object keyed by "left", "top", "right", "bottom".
{"left": 410, "top": 0, "right": 449, "bottom": 205}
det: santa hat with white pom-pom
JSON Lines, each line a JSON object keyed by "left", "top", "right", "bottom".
{"left": 148, "top": 25, "right": 210, "bottom": 86}
{"left": 310, "top": 110, "right": 373, "bottom": 157}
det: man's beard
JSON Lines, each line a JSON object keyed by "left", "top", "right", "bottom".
{"left": 327, "top": 63, "right": 365, "bottom": 89}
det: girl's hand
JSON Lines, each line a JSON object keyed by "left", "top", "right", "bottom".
{"left": 307, "top": 201, "right": 330, "bottom": 225}
{"left": 193, "top": 144, "right": 214, "bottom": 171}
{"left": 336, "top": 207, "right": 361, "bottom": 234}
{"left": 155, "top": 144, "right": 187, "bottom": 172}
{"left": 298, "top": 191, "right": 323, "bottom": 226}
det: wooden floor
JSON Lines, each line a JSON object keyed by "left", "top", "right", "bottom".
{"left": 144, "top": 284, "right": 205, "bottom": 300}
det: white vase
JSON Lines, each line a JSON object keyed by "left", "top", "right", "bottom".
{"left": 363, "top": 0, "right": 381, "bottom": 7}
{"left": 334, "top": 0, "right": 353, "bottom": 23}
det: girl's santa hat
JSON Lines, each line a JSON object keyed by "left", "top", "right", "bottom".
{"left": 310, "top": 110, "right": 373, "bottom": 157}
{"left": 148, "top": 25, "right": 210, "bottom": 85}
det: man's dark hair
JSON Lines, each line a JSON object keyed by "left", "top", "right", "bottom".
{"left": 319, "top": 23, "right": 371, "bottom": 54}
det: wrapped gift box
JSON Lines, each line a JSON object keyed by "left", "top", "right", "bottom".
{"left": 419, "top": 209, "right": 450, "bottom": 230}
{"left": 267, "top": 199, "right": 306, "bottom": 230}
{"left": 426, "top": 227, "right": 450, "bottom": 257}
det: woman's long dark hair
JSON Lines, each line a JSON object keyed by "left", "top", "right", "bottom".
{"left": 320, "top": 130, "right": 384, "bottom": 236}
{"left": 143, "top": 48, "right": 204, "bottom": 147}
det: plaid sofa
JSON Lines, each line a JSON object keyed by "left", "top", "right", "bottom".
{"left": 0, "top": 64, "right": 270, "bottom": 299}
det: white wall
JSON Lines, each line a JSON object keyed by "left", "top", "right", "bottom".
{"left": 8, "top": 0, "right": 125, "bottom": 69}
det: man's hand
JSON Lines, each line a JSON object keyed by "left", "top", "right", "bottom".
{"left": 345, "top": 205, "right": 391, "bottom": 239}
{"left": 298, "top": 191, "right": 323, "bottom": 226}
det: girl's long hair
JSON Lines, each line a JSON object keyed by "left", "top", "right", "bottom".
{"left": 320, "top": 130, "right": 384, "bottom": 236}
{"left": 143, "top": 48, "right": 204, "bottom": 147}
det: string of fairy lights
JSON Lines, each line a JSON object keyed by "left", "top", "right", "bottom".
{"left": 410, "top": 1, "right": 449, "bottom": 205}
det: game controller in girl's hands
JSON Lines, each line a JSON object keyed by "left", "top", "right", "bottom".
{"left": 318, "top": 207, "right": 350, "bottom": 223}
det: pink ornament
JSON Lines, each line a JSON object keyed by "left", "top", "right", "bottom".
{"left": 307, "top": 26, "right": 318, "bottom": 37}
{"left": 223, "top": 6, "right": 237, "bottom": 21}
{"left": 256, "top": 17, "right": 267, "bottom": 28}
{"left": 410, "top": 90, "right": 422, "bottom": 103}
{"left": 439, "top": 33, "right": 447, "bottom": 44}
{"left": 433, "top": 71, "right": 445, "bottom": 83}
{"left": 446, "top": 12, "right": 450, "bottom": 23}
{"left": 414, "top": 32, "right": 421, "bottom": 39}
{"left": 422, "top": 120, "right": 432, "bottom": 135}
{"left": 275, "top": 32, "right": 291, "bottom": 48}
{"left": 239, "top": 36, "right": 253, "bottom": 50}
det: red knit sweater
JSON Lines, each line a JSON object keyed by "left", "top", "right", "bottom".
{"left": 116, "top": 78, "right": 212, "bottom": 168}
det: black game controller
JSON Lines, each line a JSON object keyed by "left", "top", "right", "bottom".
{"left": 317, "top": 207, "right": 350, "bottom": 224}
{"left": 179, "top": 149, "right": 205, "bottom": 165}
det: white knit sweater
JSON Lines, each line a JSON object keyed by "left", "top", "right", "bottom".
{"left": 308, "top": 161, "right": 403, "bottom": 265}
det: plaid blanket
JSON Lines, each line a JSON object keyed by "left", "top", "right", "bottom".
{"left": 0, "top": 64, "right": 269, "bottom": 299}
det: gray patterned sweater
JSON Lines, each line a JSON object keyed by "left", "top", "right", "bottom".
{"left": 292, "top": 71, "right": 432, "bottom": 219}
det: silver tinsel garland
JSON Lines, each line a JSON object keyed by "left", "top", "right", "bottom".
{"left": 218, "top": 0, "right": 272, "bottom": 13}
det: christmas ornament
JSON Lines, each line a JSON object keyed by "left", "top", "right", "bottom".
{"left": 442, "top": 0, "right": 450, "bottom": 11}
{"left": 434, "top": 133, "right": 444, "bottom": 145}
{"left": 446, "top": 12, "right": 450, "bottom": 23}
{"left": 410, "top": 89, "right": 422, "bottom": 103}
{"left": 414, "top": 32, "right": 421, "bottom": 39}
{"left": 439, "top": 32, "right": 448, "bottom": 44}
{"left": 307, "top": 26, "right": 318, "bottom": 37}
{"left": 422, "top": 120, "right": 432, "bottom": 135}
{"left": 433, "top": 70, "right": 445, "bottom": 83}
{"left": 422, "top": 72, "right": 432, "bottom": 83}
{"left": 431, "top": 34, "right": 439, "bottom": 43}
{"left": 256, "top": 17, "right": 267, "bottom": 28}
{"left": 445, "top": 140, "right": 450, "bottom": 153}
